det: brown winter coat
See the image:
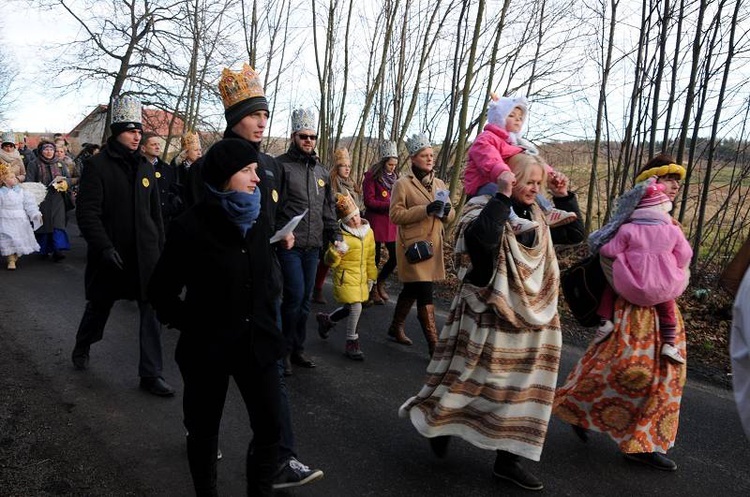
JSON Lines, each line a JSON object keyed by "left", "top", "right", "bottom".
{"left": 389, "top": 171, "right": 455, "bottom": 283}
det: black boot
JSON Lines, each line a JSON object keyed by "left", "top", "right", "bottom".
{"left": 246, "top": 442, "right": 278, "bottom": 497}
{"left": 493, "top": 450, "right": 543, "bottom": 491}
{"left": 186, "top": 435, "right": 219, "bottom": 497}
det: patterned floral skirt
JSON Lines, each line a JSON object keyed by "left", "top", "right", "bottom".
{"left": 552, "top": 299, "right": 686, "bottom": 454}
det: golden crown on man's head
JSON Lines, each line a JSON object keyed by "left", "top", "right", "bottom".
{"left": 181, "top": 131, "right": 201, "bottom": 151}
{"left": 218, "top": 64, "right": 265, "bottom": 110}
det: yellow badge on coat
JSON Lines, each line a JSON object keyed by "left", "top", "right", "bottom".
{"left": 317, "top": 178, "right": 325, "bottom": 187}
{"left": 142, "top": 178, "right": 150, "bottom": 188}
{"left": 155, "top": 172, "right": 162, "bottom": 179}
{"left": 272, "top": 189, "right": 279, "bottom": 203}
{"left": 381, "top": 190, "right": 388, "bottom": 198}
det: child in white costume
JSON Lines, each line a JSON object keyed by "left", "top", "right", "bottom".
{"left": 316, "top": 193, "right": 377, "bottom": 360}
{"left": 0, "top": 162, "right": 42, "bottom": 269}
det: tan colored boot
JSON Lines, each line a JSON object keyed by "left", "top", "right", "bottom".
{"left": 417, "top": 304, "right": 439, "bottom": 357}
{"left": 7, "top": 254, "right": 18, "bottom": 270}
{"left": 376, "top": 280, "right": 390, "bottom": 301}
{"left": 387, "top": 295, "right": 415, "bottom": 345}
{"left": 370, "top": 287, "right": 384, "bottom": 305}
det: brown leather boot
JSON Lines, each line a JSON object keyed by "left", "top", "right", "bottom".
{"left": 376, "top": 280, "right": 390, "bottom": 301}
{"left": 387, "top": 294, "right": 414, "bottom": 345}
{"left": 370, "top": 287, "right": 384, "bottom": 305}
{"left": 417, "top": 304, "right": 438, "bottom": 357}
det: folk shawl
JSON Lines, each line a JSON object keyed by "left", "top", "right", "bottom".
{"left": 399, "top": 196, "right": 562, "bottom": 461}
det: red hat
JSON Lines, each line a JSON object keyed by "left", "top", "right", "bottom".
{"left": 637, "top": 183, "right": 670, "bottom": 209}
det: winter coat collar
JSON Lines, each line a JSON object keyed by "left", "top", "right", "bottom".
{"left": 285, "top": 142, "right": 319, "bottom": 165}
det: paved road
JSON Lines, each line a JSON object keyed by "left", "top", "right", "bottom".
{"left": 1, "top": 228, "right": 749, "bottom": 496}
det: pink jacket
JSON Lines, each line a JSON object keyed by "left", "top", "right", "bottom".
{"left": 464, "top": 124, "right": 523, "bottom": 196}
{"left": 600, "top": 209, "right": 693, "bottom": 307}
{"left": 362, "top": 170, "right": 397, "bottom": 242}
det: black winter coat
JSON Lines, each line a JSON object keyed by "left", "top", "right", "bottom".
{"left": 76, "top": 138, "right": 164, "bottom": 301}
{"left": 148, "top": 196, "right": 285, "bottom": 367}
{"left": 152, "top": 157, "right": 184, "bottom": 228}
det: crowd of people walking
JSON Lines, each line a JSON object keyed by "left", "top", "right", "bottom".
{"left": 2, "top": 59, "right": 748, "bottom": 496}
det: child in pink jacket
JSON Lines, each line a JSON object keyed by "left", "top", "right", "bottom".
{"left": 595, "top": 182, "right": 693, "bottom": 363}
{"left": 464, "top": 94, "right": 577, "bottom": 234}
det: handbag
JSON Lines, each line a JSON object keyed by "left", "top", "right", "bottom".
{"left": 560, "top": 253, "right": 606, "bottom": 327}
{"left": 404, "top": 240, "right": 434, "bottom": 264}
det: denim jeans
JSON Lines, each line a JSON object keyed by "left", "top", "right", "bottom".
{"left": 278, "top": 247, "right": 319, "bottom": 355}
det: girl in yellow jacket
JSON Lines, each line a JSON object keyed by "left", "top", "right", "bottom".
{"left": 316, "top": 193, "right": 377, "bottom": 360}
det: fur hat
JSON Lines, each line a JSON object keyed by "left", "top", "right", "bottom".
{"left": 335, "top": 192, "right": 359, "bottom": 223}
{"left": 2, "top": 131, "right": 15, "bottom": 146}
{"left": 379, "top": 140, "right": 398, "bottom": 160}
{"left": 203, "top": 138, "right": 258, "bottom": 190}
{"left": 291, "top": 108, "right": 317, "bottom": 134}
{"left": 219, "top": 64, "right": 269, "bottom": 129}
{"left": 637, "top": 182, "right": 672, "bottom": 211}
{"left": 406, "top": 133, "right": 431, "bottom": 156}
{"left": 333, "top": 148, "right": 350, "bottom": 166}
{"left": 109, "top": 95, "right": 143, "bottom": 136}
{"left": 487, "top": 94, "right": 527, "bottom": 143}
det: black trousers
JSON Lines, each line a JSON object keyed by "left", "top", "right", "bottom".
{"left": 74, "top": 299, "right": 163, "bottom": 377}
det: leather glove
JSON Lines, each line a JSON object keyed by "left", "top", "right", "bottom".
{"left": 426, "top": 200, "right": 443, "bottom": 216}
{"left": 442, "top": 202, "right": 452, "bottom": 217}
{"left": 102, "top": 247, "right": 124, "bottom": 270}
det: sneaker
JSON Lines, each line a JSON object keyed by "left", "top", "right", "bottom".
{"left": 316, "top": 313, "right": 333, "bottom": 339}
{"left": 544, "top": 207, "right": 578, "bottom": 227}
{"left": 593, "top": 320, "right": 614, "bottom": 344}
{"left": 345, "top": 339, "right": 364, "bottom": 361}
{"left": 510, "top": 217, "right": 539, "bottom": 235}
{"left": 272, "top": 457, "right": 324, "bottom": 489}
{"left": 661, "top": 343, "right": 685, "bottom": 364}
{"left": 493, "top": 458, "right": 543, "bottom": 491}
{"left": 624, "top": 452, "right": 677, "bottom": 471}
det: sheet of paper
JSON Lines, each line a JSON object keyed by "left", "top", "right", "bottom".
{"left": 270, "top": 209, "right": 308, "bottom": 244}
{"left": 435, "top": 189, "right": 450, "bottom": 218}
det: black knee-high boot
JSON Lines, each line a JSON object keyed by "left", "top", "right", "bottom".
{"left": 186, "top": 435, "right": 219, "bottom": 497}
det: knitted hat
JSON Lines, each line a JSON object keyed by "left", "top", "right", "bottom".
{"left": 333, "top": 148, "right": 350, "bottom": 166}
{"left": 291, "top": 108, "right": 317, "bottom": 134}
{"left": 406, "top": 133, "right": 431, "bottom": 156}
{"left": 219, "top": 64, "right": 269, "bottom": 129}
{"left": 1, "top": 130, "right": 15, "bottom": 146}
{"left": 637, "top": 182, "right": 671, "bottom": 210}
{"left": 487, "top": 94, "right": 527, "bottom": 143}
{"left": 109, "top": 95, "right": 143, "bottom": 136}
{"left": 203, "top": 138, "right": 258, "bottom": 190}
{"left": 379, "top": 140, "right": 398, "bottom": 160}
{"left": 181, "top": 131, "right": 201, "bottom": 151}
{"left": 335, "top": 193, "right": 359, "bottom": 223}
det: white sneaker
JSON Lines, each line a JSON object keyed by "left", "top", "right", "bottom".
{"left": 545, "top": 207, "right": 578, "bottom": 227}
{"left": 661, "top": 344, "right": 685, "bottom": 364}
{"left": 511, "top": 217, "right": 539, "bottom": 235}
{"left": 593, "top": 320, "right": 614, "bottom": 344}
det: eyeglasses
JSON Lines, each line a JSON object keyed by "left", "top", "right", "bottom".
{"left": 297, "top": 133, "right": 317, "bottom": 141}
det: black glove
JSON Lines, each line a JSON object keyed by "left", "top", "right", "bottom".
{"left": 442, "top": 202, "right": 452, "bottom": 217}
{"left": 102, "top": 247, "right": 124, "bottom": 270}
{"left": 426, "top": 200, "right": 443, "bottom": 216}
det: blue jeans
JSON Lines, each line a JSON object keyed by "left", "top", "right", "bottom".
{"left": 278, "top": 247, "right": 319, "bottom": 355}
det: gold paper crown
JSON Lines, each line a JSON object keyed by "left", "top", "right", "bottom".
{"left": 218, "top": 64, "right": 265, "bottom": 110}
{"left": 0, "top": 161, "right": 10, "bottom": 178}
{"left": 333, "top": 148, "right": 350, "bottom": 166}
{"left": 634, "top": 163, "right": 686, "bottom": 184}
{"left": 335, "top": 192, "right": 359, "bottom": 221}
{"left": 181, "top": 131, "right": 201, "bottom": 150}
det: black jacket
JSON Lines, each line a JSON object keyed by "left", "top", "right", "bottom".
{"left": 151, "top": 157, "right": 184, "bottom": 228}
{"left": 148, "top": 196, "right": 285, "bottom": 367}
{"left": 76, "top": 138, "right": 164, "bottom": 301}
{"left": 275, "top": 143, "right": 340, "bottom": 248}
{"left": 464, "top": 192, "right": 585, "bottom": 287}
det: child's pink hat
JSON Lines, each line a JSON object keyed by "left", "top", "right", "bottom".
{"left": 637, "top": 182, "right": 670, "bottom": 209}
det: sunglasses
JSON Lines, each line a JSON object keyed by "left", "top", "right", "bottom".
{"left": 297, "top": 133, "right": 318, "bottom": 141}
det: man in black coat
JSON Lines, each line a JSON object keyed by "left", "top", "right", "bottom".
{"left": 71, "top": 95, "right": 174, "bottom": 397}
{"left": 141, "top": 132, "right": 184, "bottom": 230}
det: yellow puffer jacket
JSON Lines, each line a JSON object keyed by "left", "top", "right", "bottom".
{"left": 324, "top": 221, "right": 378, "bottom": 304}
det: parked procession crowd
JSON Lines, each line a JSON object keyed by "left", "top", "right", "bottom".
{"left": 2, "top": 61, "right": 750, "bottom": 497}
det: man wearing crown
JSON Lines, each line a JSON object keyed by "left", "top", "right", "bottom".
{"left": 72, "top": 95, "right": 175, "bottom": 397}
{"left": 275, "top": 107, "right": 341, "bottom": 375}
{"left": 169, "top": 63, "right": 322, "bottom": 492}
